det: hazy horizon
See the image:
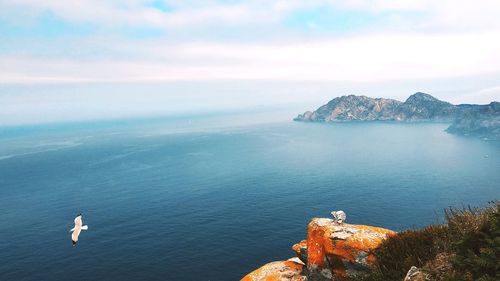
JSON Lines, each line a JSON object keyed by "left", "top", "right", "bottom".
{"left": 1, "top": 1, "right": 500, "bottom": 125}
{"left": 2, "top": 79, "right": 500, "bottom": 127}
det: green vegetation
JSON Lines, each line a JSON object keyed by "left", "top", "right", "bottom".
{"left": 357, "top": 201, "right": 499, "bottom": 281}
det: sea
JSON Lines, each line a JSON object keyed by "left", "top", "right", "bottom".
{"left": 1, "top": 110, "right": 499, "bottom": 281}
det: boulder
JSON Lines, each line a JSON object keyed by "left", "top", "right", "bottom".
{"left": 307, "top": 218, "right": 396, "bottom": 280}
{"left": 241, "top": 218, "right": 395, "bottom": 281}
{"left": 241, "top": 260, "right": 307, "bottom": 281}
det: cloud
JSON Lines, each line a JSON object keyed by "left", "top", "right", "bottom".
{"left": 2, "top": 31, "right": 500, "bottom": 83}
{"left": 1, "top": 0, "right": 500, "bottom": 125}
{"left": 0, "top": 0, "right": 287, "bottom": 29}
{"left": 2, "top": 0, "right": 497, "bottom": 32}
{"left": 2, "top": 1, "right": 500, "bottom": 45}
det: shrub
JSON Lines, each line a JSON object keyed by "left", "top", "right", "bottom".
{"left": 360, "top": 224, "right": 450, "bottom": 281}
{"left": 448, "top": 202, "right": 499, "bottom": 281}
{"left": 358, "top": 201, "right": 499, "bottom": 281}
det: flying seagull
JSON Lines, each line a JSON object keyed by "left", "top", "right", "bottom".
{"left": 70, "top": 213, "right": 88, "bottom": 246}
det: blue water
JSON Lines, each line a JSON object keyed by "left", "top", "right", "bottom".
{"left": 1, "top": 114, "right": 499, "bottom": 281}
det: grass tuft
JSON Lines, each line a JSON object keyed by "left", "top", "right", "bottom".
{"left": 355, "top": 201, "right": 499, "bottom": 281}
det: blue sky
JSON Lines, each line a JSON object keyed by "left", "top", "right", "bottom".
{"left": 1, "top": 0, "right": 500, "bottom": 125}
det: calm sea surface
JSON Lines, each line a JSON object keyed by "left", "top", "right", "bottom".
{"left": 1, "top": 112, "right": 499, "bottom": 281}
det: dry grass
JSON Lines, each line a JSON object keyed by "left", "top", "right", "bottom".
{"left": 356, "top": 201, "right": 499, "bottom": 281}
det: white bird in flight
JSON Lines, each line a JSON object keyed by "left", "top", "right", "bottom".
{"left": 70, "top": 213, "right": 88, "bottom": 246}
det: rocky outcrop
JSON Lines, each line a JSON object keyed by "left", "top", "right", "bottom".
{"left": 394, "top": 93, "right": 457, "bottom": 121}
{"left": 306, "top": 219, "right": 396, "bottom": 280}
{"left": 292, "top": 240, "right": 308, "bottom": 265}
{"left": 241, "top": 219, "right": 395, "bottom": 281}
{"left": 294, "top": 93, "right": 458, "bottom": 122}
{"left": 295, "top": 95, "right": 402, "bottom": 122}
{"left": 241, "top": 260, "right": 307, "bottom": 281}
{"left": 294, "top": 92, "right": 500, "bottom": 139}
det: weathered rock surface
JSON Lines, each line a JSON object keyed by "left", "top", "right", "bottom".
{"left": 295, "top": 95, "right": 402, "bottom": 122}
{"left": 294, "top": 92, "right": 500, "bottom": 139}
{"left": 306, "top": 219, "right": 396, "bottom": 280}
{"left": 241, "top": 260, "right": 307, "bottom": 281}
{"left": 292, "top": 240, "right": 308, "bottom": 264}
{"left": 394, "top": 93, "right": 457, "bottom": 122}
{"left": 241, "top": 219, "right": 395, "bottom": 281}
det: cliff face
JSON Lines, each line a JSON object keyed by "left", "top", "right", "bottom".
{"left": 446, "top": 102, "right": 500, "bottom": 139}
{"left": 305, "top": 219, "right": 395, "bottom": 280}
{"left": 294, "top": 93, "right": 459, "bottom": 122}
{"left": 294, "top": 93, "right": 499, "bottom": 139}
{"left": 297, "top": 95, "right": 402, "bottom": 122}
{"left": 394, "top": 93, "right": 457, "bottom": 121}
{"left": 241, "top": 219, "right": 395, "bottom": 281}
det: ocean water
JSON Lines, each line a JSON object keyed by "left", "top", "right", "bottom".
{"left": 0, "top": 113, "right": 499, "bottom": 281}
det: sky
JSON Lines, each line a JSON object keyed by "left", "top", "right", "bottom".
{"left": 1, "top": 0, "right": 500, "bottom": 125}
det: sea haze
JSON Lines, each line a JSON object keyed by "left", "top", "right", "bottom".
{"left": 0, "top": 111, "right": 499, "bottom": 281}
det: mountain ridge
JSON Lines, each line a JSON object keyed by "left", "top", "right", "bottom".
{"left": 294, "top": 93, "right": 500, "bottom": 139}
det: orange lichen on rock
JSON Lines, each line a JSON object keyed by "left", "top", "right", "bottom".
{"left": 241, "top": 260, "right": 306, "bottom": 281}
{"left": 292, "top": 240, "right": 308, "bottom": 264}
{"left": 306, "top": 218, "right": 396, "bottom": 280}
{"left": 241, "top": 218, "right": 395, "bottom": 281}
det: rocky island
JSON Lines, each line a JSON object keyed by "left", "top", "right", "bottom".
{"left": 294, "top": 93, "right": 500, "bottom": 140}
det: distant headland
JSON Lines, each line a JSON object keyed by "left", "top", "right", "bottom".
{"left": 294, "top": 92, "right": 500, "bottom": 140}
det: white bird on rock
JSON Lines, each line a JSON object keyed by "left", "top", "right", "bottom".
{"left": 70, "top": 213, "right": 88, "bottom": 246}
{"left": 331, "top": 210, "right": 346, "bottom": 224}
